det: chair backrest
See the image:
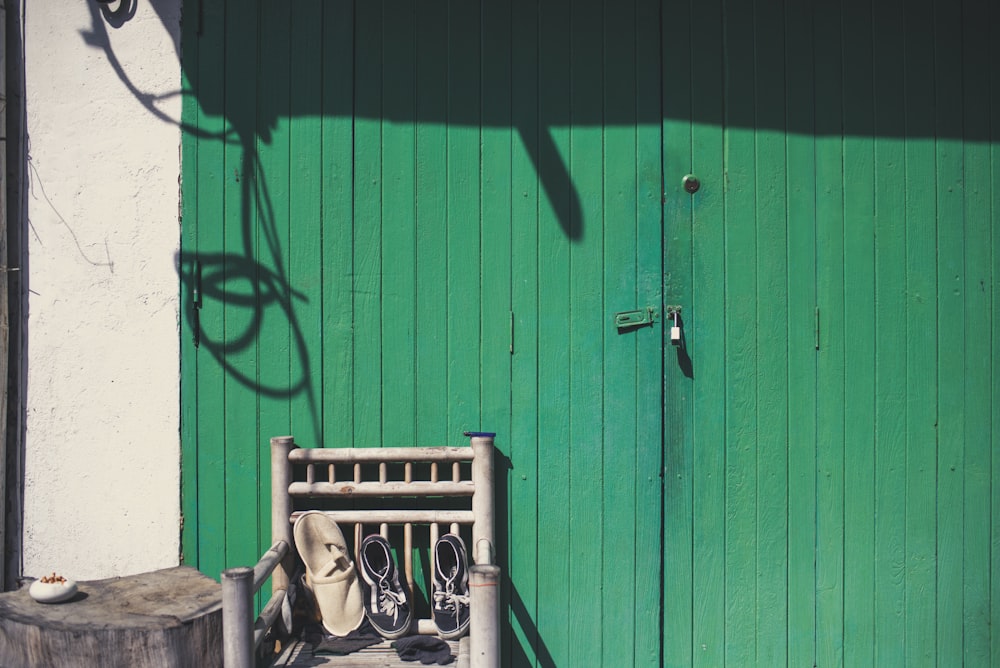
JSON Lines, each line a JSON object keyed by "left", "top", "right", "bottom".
{"left": 269, "top": 432, "right": 496, "bottom": 635}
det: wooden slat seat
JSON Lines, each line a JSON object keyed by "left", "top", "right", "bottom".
{"left": 272, "top": 637, "right": 465, "bottom": 667}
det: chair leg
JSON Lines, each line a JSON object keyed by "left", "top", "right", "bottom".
{"left": 222, "top": 567, "right": 254, "bottom": 668}
{"left": 468, "top": 563, "right": 500, "bottom": 668}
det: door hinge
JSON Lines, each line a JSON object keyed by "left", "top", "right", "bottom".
{"left": 815, "top": 306, "right": 820, "bottom": 350}
{"left": 192, "top": 259, "right": 202, "bottom": 348}
{"left": 510, "top": 311, "right": 514, "bottom": 355}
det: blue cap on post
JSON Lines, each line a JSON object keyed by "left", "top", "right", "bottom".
{"left": 463, "top": 431, "right": 496, "bottom": 438}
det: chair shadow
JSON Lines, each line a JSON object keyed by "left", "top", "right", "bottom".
{"left": 493, "top": 450, "right": 557, "bottom": 668}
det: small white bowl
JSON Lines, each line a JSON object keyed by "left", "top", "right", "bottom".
{"left": 29, "top": 578, "right": 78, "bottom": 603}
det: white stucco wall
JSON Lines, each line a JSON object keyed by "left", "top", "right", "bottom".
{"left": 21, "top": 1, "right": 182, "bottom": 579}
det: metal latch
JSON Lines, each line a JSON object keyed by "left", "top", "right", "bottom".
{"left": 615, "top": 307, "right": 658, "bottom": 330}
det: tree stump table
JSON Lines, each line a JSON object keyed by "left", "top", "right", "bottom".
{"left": 0, "top": 566, "right": 222, "bottom": 667}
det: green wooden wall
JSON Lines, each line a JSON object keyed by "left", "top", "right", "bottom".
{"left": 180, "top": 0, "right": 1000, "bottom": 665}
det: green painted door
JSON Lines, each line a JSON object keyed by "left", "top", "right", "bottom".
{"left": 180, "top": 0, "right": 664, "bottom": 665}
{"left": 661, "top": 0, "right": 999, "bottom": 666}
{"left": 506, "top": 1, "right": 664, "bottom": 664}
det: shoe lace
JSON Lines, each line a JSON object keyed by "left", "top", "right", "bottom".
{"left": 377, "top": 578, "right": 408, "bottom": 623}
{"left": 432, "top": 578, "right": 469, "bottom": 616}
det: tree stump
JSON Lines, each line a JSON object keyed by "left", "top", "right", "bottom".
{"left": 0, "top": 566, "right": 222, "bottom": 667}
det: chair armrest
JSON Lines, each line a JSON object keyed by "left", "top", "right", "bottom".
{"left": 222, "top": 540, "right": 292, "bottom": 668}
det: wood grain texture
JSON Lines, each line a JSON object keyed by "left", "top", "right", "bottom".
{"left": 842, "top": 0, "right": 876, "bottom": 663}
{"left": 186, "top": 0, "right": 228, "bottom": 582}
{"left": 753, "top": 1, "right": 789, "bottom": 663}
{"left": 508, "top": 0, "right": 541, "bottom": 663}
{"left": 444, "top": 0, "right": 482, "bottom": 442}
{"left": 272, "top": 637, "right": 462, "bottom": 667}
{"left": 414, "top": 0, "right": 449, "bottom": 447}
{"left": 872, "top": 1, "right": 907, "bottom": 663}
{"left": 221, "top": 0, "right": 262, "bottom": 581}
{"left": 352, "top": 0, "right": 384, "bottom": 450}
{"left": 783, "top": 2, "right": 818, "bottom": 665}
{"left": 993, "top": 13, "right": 1000, "bottom": 662}
{"left": 177, "top": 2, "right": 1000, "bottom": 666}
{"left": 178, "top": 0, "right": 205, "bottom": 564}
{"left": 903, "top": 0, "right": 938, "bottom": 663}
{"left": 814, "top": 1, "right": 847, "bottom": 662}
{"left": 660, "top": 2, "right": 998, "bottom": 666}
{"left": 960, "top": 1, "right": 992, "bottom": 663}
{"left": 178, "top": 0, "right": 202, "bottom": 573}
{"left": 568, "top": 0, "right": 604, "bottom": 664}
{"left": 478, "top": 4, "right": 513, "bottom": 594}
{"left": 381, "top": 0, "right": 418, "bottom": 450}
{"left": 933, "top": 0, "right": 965, "bottom": 661}
{"left": 534, "top": 0, "right": 573, "bottom": 662}
{"left": 0, "top": 567, "right": 221, "bottom": 668}
{"left": 688, "top": 0, "right": 727, "bottom": 663}
{"left": 722, "top": 0, "right": 758, "bottom": 662}
{"left": 320, "top": 0, "right": 357, "bottom": 452}
{"left": 634, "top": 0, "right": 666, "bottom": 663}
{"left": 661, "top": 0, "right": 694, "bottom": 662}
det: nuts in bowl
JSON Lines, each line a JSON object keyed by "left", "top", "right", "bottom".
{"left": 29, "top": 572, "right": 78, "bottom": 603}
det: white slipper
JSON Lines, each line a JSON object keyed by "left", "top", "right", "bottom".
{"left": 293, "top": 511, "right": 364, "bottom": 636}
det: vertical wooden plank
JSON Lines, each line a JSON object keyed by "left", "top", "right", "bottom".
{"left": 446, "top": 0, "right": 482, "bottom": 440}
{"left": 179, "top": 0, "right": 204, "bottom": 568}
{"left": 382, "top": 0, "right": 417, "bottom": 447}
{"left": 353, "top": 0, "right": 384, "bottom": 447}
{"left": 634, "top": 0, "right": 665, "bottom": 662}
{"left": 689, "top": 0, "right": 727, "bottom": 663}
{"left": 222, "top": 0, "right": 261, "bottom": 572}
{"left": 321, "top": 0, "right": 356, "bottom": 450}
{"left": 814, "top": 0, "right": 846, "bottom": 663}
{"left": 872, "top": 0, "right": 907, "bottom": 661}
{"left": 479, "top": 0, "right": 512, "bottom": 442}
{"left": 784, "top": 2, "right": 818, "bottom": 664}
{"left": 960, "top": 0, "right": 992, "bottom": 662}
{"left": 903, "top": 0, "right": 938, "bottom": 661}
{"left": 415, "top": 1, "right": 448, "bottom": 445}
{"left": 932, "top": 0, "right": 965, "bottom": 661}
{"left": 197, "top": 3, "right": 231, "bottom": 575}
{"left": 993, "top": 8, "right": 1000, "bottom": 663}
{"left": 567, "top": 0, "right": 605, "bottom": 664}
{"left": 721, "top": 0, "right": 758, "bottom": 663}
{"left": 841, "top": 1, "right": 876, "bottom": 664}
{"left": 256, "top": 0, "right": 292, "bottom": 604}
{"left": 509, "top": 0, "right": 541, "bottom": 661}
{"left": 288, "top": 1, "right": 325, "bottom": 446}
{"left": 753, "top": 1, "right": 789, "bottom": 663}
{"left": 661, "top": 0, "right": 694, "bottom": 661}
{"left": 412, "top": 0, "right": 447, "bottom": 581}
{"left": 0, "top": 0, "right": 6, "bottom": 594}
{"left": 480, "top": 0, "right": 513, "bottom": 659}
{"left": 191, "top": 0, "right": 229, "bottom": 579}
{"left": 535, "top": 0, "right": 572, "bottom": 659}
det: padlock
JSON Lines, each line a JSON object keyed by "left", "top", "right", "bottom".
{"left": 671, "top": 325, "right": 682, "bottom": 345}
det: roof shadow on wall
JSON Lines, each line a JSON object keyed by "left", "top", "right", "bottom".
{"left": 164, "top": 0, "right": 988, "bottom": 249}
{"left": 98, "top": 0, "right": 991, "bottom": 234}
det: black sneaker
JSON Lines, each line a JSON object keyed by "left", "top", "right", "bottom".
{"left": 358, "top": 535, "right": 413, "bottom": 639}
{"left": 432, "top": 534, "right": 470, "bottom": 640}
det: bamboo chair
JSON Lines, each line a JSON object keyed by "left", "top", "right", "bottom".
{"left": 222, "top": 432, "right": 499, "bottom": 668}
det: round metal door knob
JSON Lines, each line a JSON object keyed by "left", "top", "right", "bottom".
{"left": 682, "top": 174, "right": 700, "bottom": 194}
